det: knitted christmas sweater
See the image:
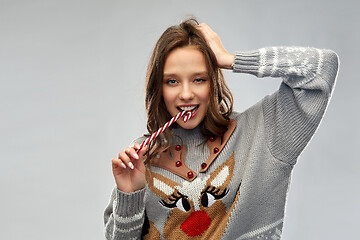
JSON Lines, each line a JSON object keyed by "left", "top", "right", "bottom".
{"left": 104, "top": 47, "right": 339, "bottom": 240}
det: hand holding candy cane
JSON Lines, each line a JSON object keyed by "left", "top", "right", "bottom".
{"left": 111, "top": 110, "right": 192, "bottom": 193}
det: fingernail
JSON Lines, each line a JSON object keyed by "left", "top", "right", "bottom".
{"left": 120, "top": 163, "right": 126, "bottom": 169}
{"left": 132, "top": 153, "right": 139, "bottom": 160}
{"left": 128, "top": 162, "right": 134, "bottom": 170}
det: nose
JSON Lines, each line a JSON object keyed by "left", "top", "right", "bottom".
{"left": 180, "top": 210, "right": 211, "bottom": 237}
{"left": 179, "top": 82, "right": 194, "bottom": 101}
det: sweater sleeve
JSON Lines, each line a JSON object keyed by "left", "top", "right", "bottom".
{"left": 233, "top": 47, "right": 339, "bottom": 165}
{"left": 104, "top": 187, "right": 146, "bottom": 240}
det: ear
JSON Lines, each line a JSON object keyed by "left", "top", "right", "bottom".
{"left": 146, "top": 171, "right": 180, "bottom": 200}
{"left": 206, "top": 153, "right": 235, "bottom": 189}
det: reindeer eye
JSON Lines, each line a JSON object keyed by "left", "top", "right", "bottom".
{"left": 201, "top": 186, "right": 229, "bottom": 208}
{"left": 160, "top": 192, "right": 191, "bottom": 212}
{"left": 176, "top": 197, "right": 191, "bottom": 212}
{"left": 201, "top": 192, "right": 216, "bottom": 207}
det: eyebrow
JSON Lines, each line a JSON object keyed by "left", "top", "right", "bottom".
{"left": 163, "top": 71, "right": 208, "bottom": 78}
{"left": 163, "top": 73, "right": 177, "bottom": 78}
{"left": 193, "top": 71, "right": 208, "bottom": 76}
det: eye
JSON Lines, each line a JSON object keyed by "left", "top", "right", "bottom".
{"left": 166, "top": 79, "right": 177, "bottom": 85}
{"left": 194, "top": 78, "right": 205, "bottom": 83}
{"left": 201, "top": 186, "right": 229, "bottom": 208}
{"left": 160, "top": 192, "right": 191, "bottom": 212}
{"left": 176, "top": 197, "right": 191, "bottom": 212}
{"left": 201, "top": 192, "right": 216, "bottom": 207}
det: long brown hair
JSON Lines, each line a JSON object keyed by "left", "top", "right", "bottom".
{"left": 144, "top": 19, "right": 233, "bottom": 164}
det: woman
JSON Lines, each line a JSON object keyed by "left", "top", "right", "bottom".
{"left": 104, "top": 19, "right": 339, "bottom": 239}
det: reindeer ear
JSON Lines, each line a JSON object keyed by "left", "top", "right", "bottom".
{"left": 207, "top": 153, "right": 235, "bottom": 189}
{"left": 146, "top": 171, "right": 180, "bottom": 200}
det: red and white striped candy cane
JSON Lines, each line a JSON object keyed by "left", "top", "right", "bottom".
{"left": 137, "top": 110, "right": 192, "bottom": 152}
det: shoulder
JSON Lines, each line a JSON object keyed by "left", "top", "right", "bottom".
{"left": 230, "top": 97, "right": 266, "bottom": 122}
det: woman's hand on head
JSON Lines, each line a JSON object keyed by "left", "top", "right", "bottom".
{"left": 111, "top": 143, "right": 147, "bottom": 193}
{"left": 196, "top": 23, "right": 234, "bottom": 69}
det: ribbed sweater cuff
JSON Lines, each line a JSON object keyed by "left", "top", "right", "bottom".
{"left": 233, "top": 50, "right": 261, "bottom": 75}
{"left": 114, "top": 188, "right": 146, "bottom": 217}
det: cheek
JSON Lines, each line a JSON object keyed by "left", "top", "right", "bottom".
{"left": 162, "top": 88, "right": 176, "bottom": 109}
{"left": 162, "top": 87, "right": 169, "bottom": 102}
{"left": 200, "top": 88, "right": 210, "bottom": 104}
{"left": 203, "top": 83, "right": 210, "bottom": 100}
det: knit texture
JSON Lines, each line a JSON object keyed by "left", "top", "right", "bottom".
{"left": 104, "top": 47, "right": 339, "bottom": 239}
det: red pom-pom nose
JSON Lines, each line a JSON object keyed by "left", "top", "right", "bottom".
{"left": 180, "top": 210, "right": 211, "bottom": 237}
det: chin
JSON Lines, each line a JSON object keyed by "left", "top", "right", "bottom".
{"left": 179, "top": 123, "right": 197, "bottom": 130}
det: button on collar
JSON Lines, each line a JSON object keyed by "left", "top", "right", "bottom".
{"left": 201, "top": 163, "right": 207, "bottom": 169}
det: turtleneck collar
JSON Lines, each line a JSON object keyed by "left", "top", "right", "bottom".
{"left": 170, "top": 125, "right": 207, "bottom": 146}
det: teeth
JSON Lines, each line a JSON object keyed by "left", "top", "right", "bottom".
{"left": 179, "top": 106, "right": 197, "bottom": 111}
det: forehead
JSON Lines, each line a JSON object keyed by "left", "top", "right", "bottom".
{"left": 163, "top": 47, "right": 208, "bottom": 75}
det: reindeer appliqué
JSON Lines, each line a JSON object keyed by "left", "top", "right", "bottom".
{"left": 145, "top": 153, "right": 237, "bottom": 239}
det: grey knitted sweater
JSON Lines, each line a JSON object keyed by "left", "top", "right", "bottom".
{"left": 104, "top": 47, "right": 339, "bottom": 239}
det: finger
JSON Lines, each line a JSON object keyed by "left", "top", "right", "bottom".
{"left": 133, "top": 143, "right": 141, "bottom": 151}
{"left": 197, "top": 23, "right": 211, "bottom": 33}
{"left": 198, "top": 28, "right": 213, "bottom": 44}
{"left": 196, "top": 23, "right": 207, "bottom": 35}
{"left": 125, "top": 146, "right": 139, "bottom": 160}
{"left": 197, "top": 23, "right": 207, "bottom": 28}
{"left": 201, "top": 24, "right": 218, "bottom": 42}
{"left": 112, "top": 158, "right": 127, "bottom": 169}
{"left": 118, "top": 151, "right": 134, "bottom": 170}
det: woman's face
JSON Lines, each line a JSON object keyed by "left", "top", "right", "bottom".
{"left": 162, "top": 46, "right": 210, "bottom": 129}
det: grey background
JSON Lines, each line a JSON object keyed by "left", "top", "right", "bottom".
{"left": 1, "top": 0, "right": 358, "bottom": 239}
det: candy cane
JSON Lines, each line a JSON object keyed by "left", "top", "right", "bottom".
{"left": 137, "top": 110, "right": 192, "bottom": 152}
